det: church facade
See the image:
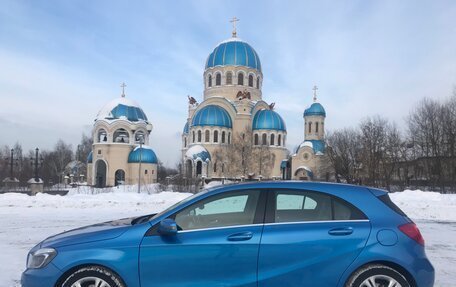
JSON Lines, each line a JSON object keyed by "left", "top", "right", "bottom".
{"left": 181, "top": 27, "right": 332, "bottom": 181}
{"left": 87, "top": 88, "right": 158, "bottom": 187}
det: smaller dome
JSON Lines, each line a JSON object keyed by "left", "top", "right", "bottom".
{"left": 97, "top": 97, "right": 148, "bottom": 122}
{"left": 252, "top": 110, "right": 286, "bottom": 131}
{"left": 87, "top": 151, "right": 93, "bottom": 164}
{"left": 128, "top": 146, "right": 158, "bottom": 164}
{"left": 183, "top": 122, "right": 189, "bottom": 134}
{"left": 304, "top": 103, "right": 326, "bottom": 117}
{"left": 297, "top": 140, "right": 326, "bottom": 154}
{"left": 185, "top": 145, "right": 211, "bottom": 162}
{"left": 192, "top": 105, "right": 232, "bottom": 128}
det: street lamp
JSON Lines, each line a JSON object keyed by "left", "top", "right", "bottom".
{"left": 5, "top": 148, "right": 19, "bottom": 180}
{"left": 30, "top": 148, "right": 44, "bottom": 182}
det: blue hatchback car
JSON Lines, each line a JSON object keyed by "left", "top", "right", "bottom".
{"left": 22, "top": 182, "right": 434, "bottom": 287}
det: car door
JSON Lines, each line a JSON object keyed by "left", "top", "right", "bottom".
{"left": 258, "top": 189, "right": 371, "bottom": 287}
{"left": 139, "top": 189, "right": 266, "bottom": 287}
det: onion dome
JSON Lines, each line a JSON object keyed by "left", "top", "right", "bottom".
{"left": 192, "top": 105, "right": 232, "bottom": 128}
{"left": 87, "top": 151, "right": 93, "bottom": 164}
{"left": 252, "top": 110, "right": 286, "bottom": 131}
{"left": 96, "top": 97, "right": 148, "bottom": 122}
{"left": 297, "top": 140, "right": 326, "bottom": 154}
{"left": 205, "top": 38, "right": 262, "bottom": 72}
{"left": 185, "top": 145, "right": 211, "bottom": 162}
{"left": 183, "top": 122, "right": 189, "bottom": 134}
{"left": 304, "top": 103, "right": 326, "bottom": 117}
{"left": 128, "top": 146, "right": 158, "bottom": 164}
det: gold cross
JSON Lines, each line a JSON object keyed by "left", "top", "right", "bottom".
{"left": 121, "top": 82, "right": 126, "bottom": 97}
{"left": 313, "top": 85, "right": 318, "bottom": 102}
{"left": 230, "top": 17, "right": 239, "bottom": 37}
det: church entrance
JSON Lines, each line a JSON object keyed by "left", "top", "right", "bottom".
{"left": 186, "top": 160, "right": 193, "bottom": 178}
{"left": 115, "top": 169, "right": 125, "bottom": 186}
{"left": 196, "top": 161, "right": 202, "bottom": 177}
{"left": 95, "top": 160, "right": 107, "bottom": 188}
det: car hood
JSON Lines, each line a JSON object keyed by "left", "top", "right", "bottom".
{"left": 40, "top": 217, "right": 136, "bottom": 248}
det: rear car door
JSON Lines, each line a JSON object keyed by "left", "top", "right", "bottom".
{"left": 258, "top": 189, "right": 371, "bottom": 287}
{"left": 140, "top": 189, "right": 266, "bottom": 287}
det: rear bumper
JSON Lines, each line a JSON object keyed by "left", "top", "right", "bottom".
{"left": 413, "top": 257, "right": 434, "bottom": 287}
{"left": 21, "top": 263, "right": 62, "bottom": 287}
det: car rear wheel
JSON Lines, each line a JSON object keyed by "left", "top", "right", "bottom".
{"left": 60, "top": 266, "right": 125, "bottom": 287}
{"left": 346, "top": 264, "right": 410, "bottom": 287}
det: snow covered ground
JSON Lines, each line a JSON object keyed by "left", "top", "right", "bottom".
{"left": 0, "top": 186, "right": 454, "bottom": 287}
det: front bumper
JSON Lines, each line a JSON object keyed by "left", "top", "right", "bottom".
{"left": 21, "top": 263, "right": 62, "bottom": 287}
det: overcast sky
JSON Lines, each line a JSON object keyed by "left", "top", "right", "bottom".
{"left": 0, "top": 0, "right": 455, "bottom": 166}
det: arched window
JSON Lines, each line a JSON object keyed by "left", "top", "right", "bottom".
{"left": 113, "top": 128, "right": 129, "bottom": 143}
{"left": 97, "top": 129, "right": 107, "bottom": 142}
{"left": 278, "top": 134, "right": 282, "bottom": 146}
{"left": 215, "top": 73, "right": 221, "bottom": 86}
{"left": 214, "top": 130, "right": 218, "bottom": 143}
{"left": 192, "top": 131, "right": 195, "bottom": 143}
{"left": 308, "top": 122, "right": 312, "bottom": 133}
{"left": 208, "top": 75, "right": 212, "bottom": 87}
{"left": 205, "top": 130, "right": 210, "bottom": 142}
{"left": 254, "top": 134, "right": 259, "bottom": 145}
{"left": 248, "top": 75, "right": 254, "bottom": 87}
{"left": 262, "top": 134, "right": 267, "bottom": 145}
{"left": 226, "top": 72, "right": 233, "bottom": 85}
{"left": 197, "top": 130, "right": 202, "bottom": 142}
{"left": 228, "top": 132, "right": 231, "bottom": 144}
{"left": 316, "top": 122, "right": 319, "bottom": 133}
{"left": 114, "top": 169, "right": 125, "bottom": 186}
{"left": 256, "top": 77, "right": 260, "bottom": 89}
{"left": 135, "top": 131, "right": 145, "bottom": 143}
{"left": 321, "top": 122, "right": 324, "bottom": 133}
{"left": 283, "top": 135, "right": 286, "bottom": 146}
{"left": 238, "top": 73, "right": 244, "bottom": 85}
{"left": 213, "top": 162, "right": 217, "bottom": 172}
{"left": 270, "top": 134, "right": 275, "bottom": 146}
{"left": 221, "top": 131, "right": 226, "bottom": 143}
{"left": 221, "top": 163, "right": 225, "bottom": 172}
{"left": 184, "top": 137, "right": 187, "bottom": 147}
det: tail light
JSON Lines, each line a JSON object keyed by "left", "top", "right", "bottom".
{"left": 398, "top": 223, "right": 425, "bottom": 246}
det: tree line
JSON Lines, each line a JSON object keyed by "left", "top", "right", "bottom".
{"left": 0, "top": 134, "right": 92, "bottom": 187}
{"left": 327, "top": 91, "right": 456, "bottom": 192}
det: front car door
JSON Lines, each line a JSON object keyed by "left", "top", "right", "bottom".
{"left": 140, "top": 189, "right": 266, "bottom": 287}
{"left": 258, "top": 189, "right": 371, "bottom": 287}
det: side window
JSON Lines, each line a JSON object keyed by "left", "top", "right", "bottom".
{"left": 333, "top": 198, "right": 367, "bottom": 220}
{"left": 274, "top": 191, "right": 331, "bottom": 223}
{"left": 174, "top": 190, "right": 260, "bottom": 231}
{"left": 272, "top": 190, "right": 367, "bottom": 223}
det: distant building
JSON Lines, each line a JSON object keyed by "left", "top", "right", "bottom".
{"left": 86, "top": 88, "right": 158, "bottom": 187}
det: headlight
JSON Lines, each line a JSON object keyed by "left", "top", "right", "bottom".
{"left": 27, "top": 248, "right": 57, "bottom": 269}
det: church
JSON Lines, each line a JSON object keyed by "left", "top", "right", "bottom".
{"left": 86, "top": 86, "right": 158, "bottom": 187}
{"left": 181, "top": 21, "right": 332, "bottom": 182}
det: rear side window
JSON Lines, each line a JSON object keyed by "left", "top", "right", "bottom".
{"left": 378, "top": 194, "right": 407, "bottom": 217}
{"left": 271, "top": 190, "right": 367, "bottom": 223}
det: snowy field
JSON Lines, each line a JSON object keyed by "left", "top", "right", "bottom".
{"left": 0, "top": 186, "right": 455, "bottom": 287}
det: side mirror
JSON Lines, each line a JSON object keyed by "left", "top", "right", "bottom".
{"left": 158, "top": 218, "right": 178, "bottom": 236}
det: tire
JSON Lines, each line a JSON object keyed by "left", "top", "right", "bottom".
{"left": 60, "top": 265, "right": 125, "bottom": 287}
{"left": 346, "top": 264, "right": 411, "bottom": 287}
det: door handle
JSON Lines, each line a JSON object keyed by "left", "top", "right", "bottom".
{"left": 328, "top": 227, "right": 353, "bottom": 236}
{"left": 227, "top": 232, "right": 253, "bottom": 241}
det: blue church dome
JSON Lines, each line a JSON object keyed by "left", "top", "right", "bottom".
{"left": 192, "top": 105, "right": 233, "bottom": 128}
{"left": 128, "top": 147, "right": 158, "bottom": 164}
{"left": 252, "top": 110, "right": 286, "bottom": 131}
{"left": 97, "top": 97, "right": 148, "bottom": 122}
{"left": 304, "top": 103, "right": 326, "bottom": 117}
{"left": 297, "top": 140, "right": 326, "bottom": 154}
{"left": 183, "top": 122, "right": 189, "bottom": 134}
{"left": 185, "top": 145, "right": 211, "bottom": 162}
{"left": 205, "top": 38, "right": 262, "bottom": 72}
{"left": 87, "top": 151, "right": 93, "bottom": 164}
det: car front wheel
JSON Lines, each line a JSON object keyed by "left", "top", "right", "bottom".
{"left": 60, "top": 266, "right": 125, "bottom": 287}
{"left": 346, "top": 264, "right": 410, "bottom": 287}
